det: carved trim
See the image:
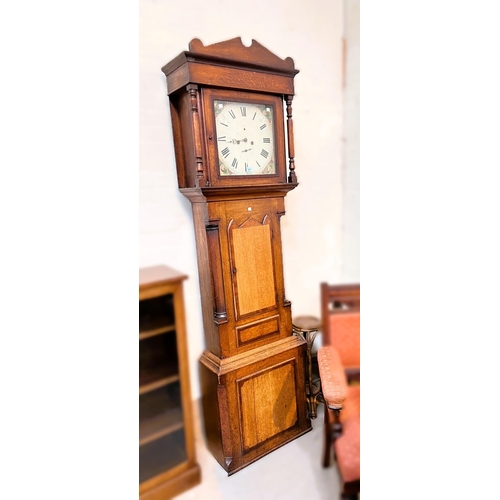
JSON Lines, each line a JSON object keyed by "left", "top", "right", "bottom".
{"left": 186, "top": 84, "right": 205, "bottom": 187}
{"left": 236, "top": 215, "right": 268, "bottom": 229}
{"left": 286, "top": 95, "right": 297, "bottom": 183}
{"left": 187, "top": 37, "right": 297, "bottom": 75}
{"left": 206, "top": 221, "right": 228, "bottom": 324}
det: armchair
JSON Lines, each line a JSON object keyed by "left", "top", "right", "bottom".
{"left": 318, "top": 283, "right": 360, "bottom": 500}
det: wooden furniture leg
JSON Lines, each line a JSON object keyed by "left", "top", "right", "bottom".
{"left": 322, "top": 406, "right": 332, "bottom": 467}
{"left": 341, "top": 480, "right": 360, "bottom": 500}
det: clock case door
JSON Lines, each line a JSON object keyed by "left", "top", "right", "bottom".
{"left": 202, "top": 196, "right": 293, "bottom": 358}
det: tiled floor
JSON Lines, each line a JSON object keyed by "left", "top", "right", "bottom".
{"left": 174, "top": 402, "right": 341, "bottom": 500}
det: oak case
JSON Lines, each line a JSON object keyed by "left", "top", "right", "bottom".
{"left": 162, "top": 37, "right": 311, "bottom": 475}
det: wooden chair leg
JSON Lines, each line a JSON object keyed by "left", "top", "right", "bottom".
{"left": 322, "top": 404, "right": 333, "bottom": 467}
{"left": 340, "top": 480, "right": 360, "bottom": 500}
{"left": 340, "top": 493, "right": 358, "bottom": 500}
{"left": 323, "top": 407, "right": 344, "bottom": 468}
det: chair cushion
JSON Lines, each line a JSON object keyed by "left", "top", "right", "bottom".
{"left": 328, "top": 312, "right": 360, "bottom": 368}
{"left": 343, "top": 385, "right": 360, "bottom": 421}
{"left": 334, "top": 414, "right": 360, "bottom": 483}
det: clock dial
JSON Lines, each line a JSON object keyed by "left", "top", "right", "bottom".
{"left": 214, "top": 100, "right": 276, "bottom": 176}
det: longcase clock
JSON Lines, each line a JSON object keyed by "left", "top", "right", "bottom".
{"left": 161, "top": 37, "right": 311, "bottom": 475}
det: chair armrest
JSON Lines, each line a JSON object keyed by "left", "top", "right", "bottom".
{"left": 318, "top": 345, "right": 348, "bottom": 410}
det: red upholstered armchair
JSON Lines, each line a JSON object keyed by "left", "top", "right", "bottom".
{"left": 317, "top": 283, "right": 360, "bottom": 500}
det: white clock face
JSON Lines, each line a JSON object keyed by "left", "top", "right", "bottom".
{"left": 214, "top": 100, "right": 276, "bottom": 176}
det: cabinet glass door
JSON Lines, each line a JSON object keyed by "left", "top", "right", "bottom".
{"left": 139, "top": 293, "right": 187, "bottom": 484}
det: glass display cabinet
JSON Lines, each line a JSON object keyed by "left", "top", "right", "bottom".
{"left": 139, "top": 265, "right": 200, "bottom": 499}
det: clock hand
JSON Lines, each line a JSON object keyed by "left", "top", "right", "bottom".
{"left": 241, "top": 148, "right": 253, "bottom": 153}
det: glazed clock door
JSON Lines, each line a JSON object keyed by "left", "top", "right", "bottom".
{"left": 201, "top": 87, "right": 287, "bottom": 186}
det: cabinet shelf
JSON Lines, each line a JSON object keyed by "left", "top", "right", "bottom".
{"left": 140, "top": 380, "right": 184, "bottom": 445}
{"left": 140, "top": 419, "right": 184, "bottom": 447}
{"left": 139, "top": 331, "right": 179, "bottom": 392}
{"left": 139, "top": 373, "right": 180, "bottom": 395}
{"left": 139, "top": 323, "right": 176, "bottom": 341}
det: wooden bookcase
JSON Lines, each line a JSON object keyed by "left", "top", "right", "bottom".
{"left": 139, "top": 265, "right": 201, "bottom": 499}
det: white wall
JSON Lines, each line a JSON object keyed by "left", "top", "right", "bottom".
{"left": 341, "top": 0, "right": 360, "bottom": 282}
{"left": 139, "top": 0, "right": 344, "bottom": 399}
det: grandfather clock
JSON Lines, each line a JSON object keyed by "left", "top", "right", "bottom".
{"left": 161, "top": 38, "right": 311, "bottom": 475}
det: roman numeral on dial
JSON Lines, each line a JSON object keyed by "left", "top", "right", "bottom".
{"left": 260, "top": 149, "right": 269, "bottom": 158}
{"left": 263, "top": 138, "right": 270, "bottom": 143}
{"left": 228, "top": 110, "right": 236, "bottom": 119}
{"left": 240, "top": 106, "right": 246, "bottom": 117}
{"left": 218, "top": 136, "right": 226, "bottom": 142}
{"left": 259, "top": 124, "right": 267, "bottom": 130}
{"left": 232, "top": 158, "right": 238, "bottom": 169}
{"left": 221, "top": 147, "right": 230, "bottom": 158}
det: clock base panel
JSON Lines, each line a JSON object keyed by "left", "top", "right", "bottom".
{"left": 199, "top": 337, "right": 312, "bottom": 475}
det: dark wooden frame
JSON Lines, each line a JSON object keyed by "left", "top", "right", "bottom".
{"left": 321, "top": 282, "right": 360, "bottom": 382}
{"left": 201, "top": 88, "right": 287, "bottom": 186}
{"left": 320, "top": 282, "right": 360, "bottom": 500}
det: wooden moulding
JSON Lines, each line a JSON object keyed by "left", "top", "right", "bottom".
{"left": 162, "top": 37, "right": 299, "bottom": 96}
{"left": 139, "top": 265, "right": 187, "bottom": 297}
{"left": 200, "top": 336, "right": 306, "bottom": 376}
{"left": 139, "top": 464, "right": 201, "bottom": 500}
{"left": 179, "top": 183, "right": 298, "bottom": 203}
{"left": 236, "top": 315, "right": 280, "bottom": 347}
